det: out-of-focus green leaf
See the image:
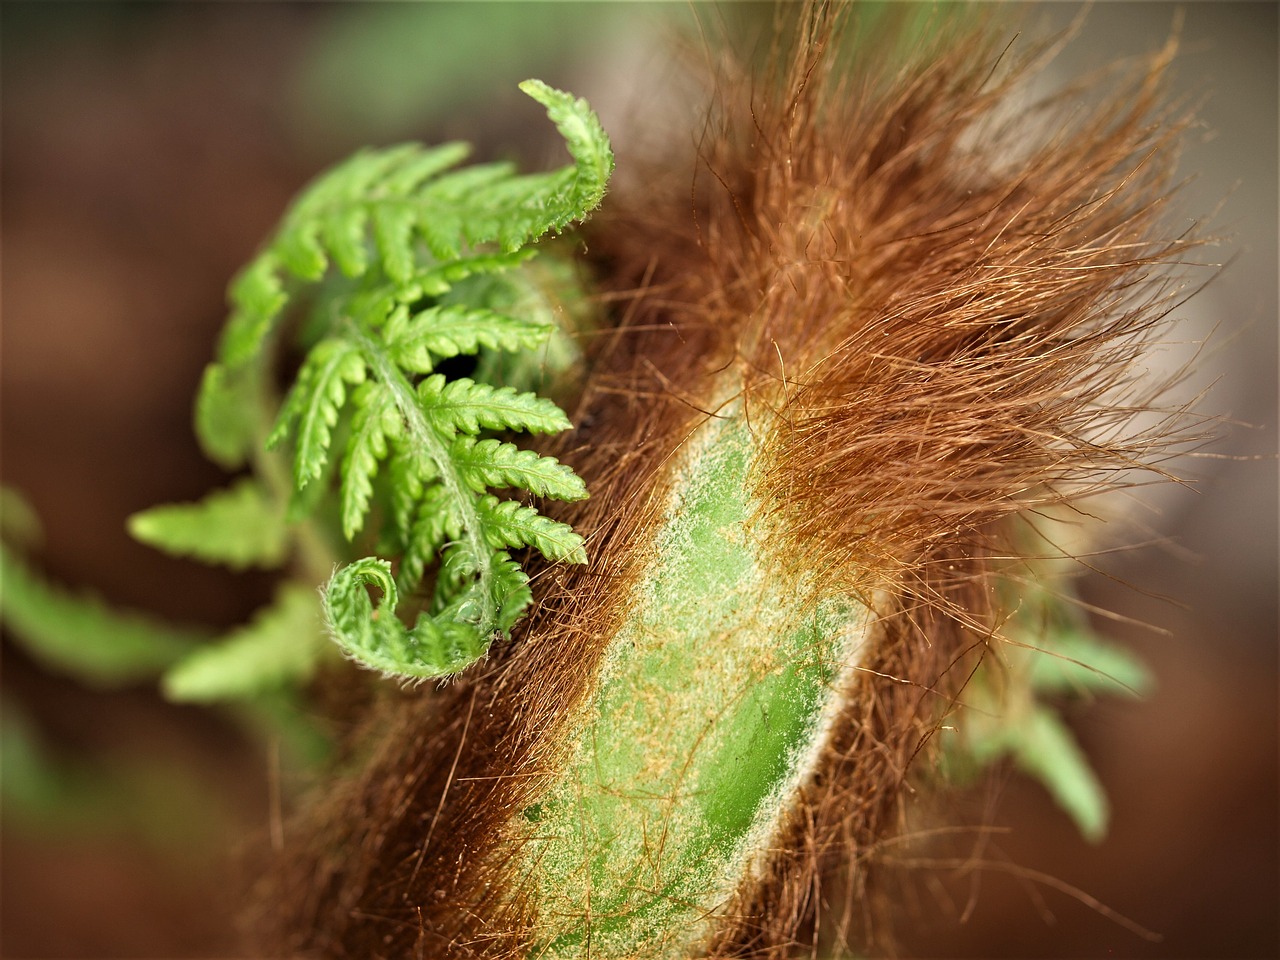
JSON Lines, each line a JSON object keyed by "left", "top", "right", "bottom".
{"left": 0, "top": 542, "right": 202, "bottom": 687}
{"left": 1011, "top": 705, "right": 1110, "bottom": 843}
{"left": 1028, "top": 628, "right": 1154, "bottom": 698}
{"left": 128, "top": 477, "right": 289, "bottom": 571}
{"left": 162, "top": 583, "right": 324, "bottom": 703}
{"left": 0, "top": 487, "right": 42, "bottom": 548}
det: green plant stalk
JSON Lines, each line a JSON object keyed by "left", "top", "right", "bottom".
{"left": 512, "top": 403, "right": 873, "bottom": 957}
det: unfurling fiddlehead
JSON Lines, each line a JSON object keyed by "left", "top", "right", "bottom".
{"left": 128, "top": 79, "right": 611, "bottom": 690}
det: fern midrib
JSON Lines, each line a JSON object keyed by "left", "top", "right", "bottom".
{"left": 345, "top": 321, "right": 495, "bottom": 628}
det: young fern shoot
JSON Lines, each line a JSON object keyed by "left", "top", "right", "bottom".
{"left": 268, "top": 81, "right": 606, "bottom": 679}
{"left": 133, "top": 79, "right": 611, "bottom": 688}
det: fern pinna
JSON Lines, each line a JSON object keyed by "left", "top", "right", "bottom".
{"left": 133, "top": 80, "right": 611, "bottom": 686}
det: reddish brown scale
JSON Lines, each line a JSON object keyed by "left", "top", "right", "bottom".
{"left": 253, "top": 6, "right": 1200, "bottom": 958}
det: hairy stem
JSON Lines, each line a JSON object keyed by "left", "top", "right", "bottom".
{"left": 509, "top": 403, "right": 873, "bottom": 957}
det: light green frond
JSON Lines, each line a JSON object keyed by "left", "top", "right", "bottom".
{"left": 416, "top": 375, "right": 572, "bottom": 436}
{"left": 944, "top": 570, "right": 1152, "bottom": 844}
{"left": 340, "top": 382, "right": 404, "bottom": 540}
{"left": 275, "top": 143, "right": 454, "bottom": 280}
{"left": 320, "top": 203, "right": 372, "bottom": 278}
{"left": 466, "top": 256, "right": 593, "bottom": 395}
{"left": 517, "top": 79, "right": 614, "bottom": 231}
{"left": 397, "top": 483, "right": 457, "bottom": 593}
{"left": 193, "top": 363, "right": 261, "bottom": 469}
{"left": 450, "top": 437, "right": 588, "bottom": 501}
{"left": 479, "top": 496, "right": 587, "bottom": 564}
{"left": 167, "top": 79, "right": 606, "bottom": 689}
{"left": 1012, "top": 705, "right": 1109, "bottom": 843}
{"left": 429, "top": 544, "right": 531, "bottom": 634}
{"left": 489, "top": 552, "right": 533, "bottom": 633}
{"left": 268, "top": 338, "right": 368, "bottom": 486}
{"left": 386, "top": 449, "right": 427, "bottom": 540}
{"left": 1028, "top": 629, "right": 1154, "bottom": 698}
{"left": 385, "top": 304, "right": 553, "bottom": 372}
{"left": 162, "top": 584, "right": 324, "bottom": 703}
{"left": 371, "top": 204, "right": 418, "bottom": 284}
{"left": 219, "top": 255, "right": 289, "bottom": 368}
{"left": 0, "top": 487, "right": 42, "bottom": 549}
{"left": 128, "top": 478, "right": 288, "bottom": 571}
{"left": 410, "top": 248, "right": 538, "bottom": 298}
{"left": 214, "top": 82, "right": 609, "bottom": 368}
{"left": 0, "top": 543, "right": 201, "bottom": 687}
{"left": 323, "top": 557, "right": 491, "bottom": 679}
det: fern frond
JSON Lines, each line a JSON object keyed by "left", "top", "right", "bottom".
{"left": 215, "top": 81, "right": 609, "bottom": 369}
{"left": 0, "top": 543, "right": 202, "bottom": 686}
{"left": 218, "top": 255, "right": 290, "bottom": 368}
{"left": 509, "top": 80, "right": 614, "bottom": 235}
{"left": 340, "top": 382, "right": 404, "bottom": 540}
{"left": 515, "top": 79, "right": 614, "bottom": 233}
{"left": 269, "top": 338, "right": 367, "bottom": 486}
{"left": 416, "top": 375, "right": 572, "bottom": 436}
{"left": 450, "top": 437, "right": 589, "bottom": 501}
{"left": 128, "top": 478, "right": 288, "bottom": 570}
{"left": 274, "top": 143, "right": 470, "bottom": 281}
{"left": 177, "top": 79, "right": 609, "bottom": 685}
{"left": 1011, "top": 705, "right": 1109, "bottom": 843}
{"left": 323, "top": 558, "right": 490, "bottom": 678}
{"left": 162, "top": 584, "right": 323, "bottom": 703}
{"left": 193, "top": 362, "right": 262, "bottom": 470}
{"left": 490, "top": 551, "right": 534, "bottom": 633}
{"left": 397, "top": 483, "right": 457, "bottom": 593}
{"left": 945, "top": 571, "right": 1151, "bottom": 843}
{"left": 0, "top": 487, "right": 42, "bottom": 549}
{"left": 413, "top": 161, "right": 518, "bottom": 253}
{"left": 386, "top": 450, "right": 427, "bottom": 543}
{"left": 429, "top": 544, "right": 532, "bottom": 634}
{"left": 384, "top": 304, "right": 554, "bottom": 373}
{"left": 370, "top": 204, "right": 418, "bottom": 285}
{"left": 478, "top": 496, "right": 587, "bottom": 564}
{"left": 1028, "top": 629, "right": 1154, "bottom": 698}
{"left": 465, "top": 256, "right": 593, "bottom": 395}
{"left": 410, "top": 248, "right": 538, "bottom": 299}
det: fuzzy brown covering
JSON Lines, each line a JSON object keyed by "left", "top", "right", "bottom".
{"left": 253, "top": 6, "right": 1198, "bottom": 958}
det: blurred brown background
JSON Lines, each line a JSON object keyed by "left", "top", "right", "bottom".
{"left": 2, "top": 3, "right": 1275, "bottom": 958}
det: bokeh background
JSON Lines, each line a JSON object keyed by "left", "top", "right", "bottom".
{"left": 2, "top": 3, "right": 1275, "bottom": 957}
